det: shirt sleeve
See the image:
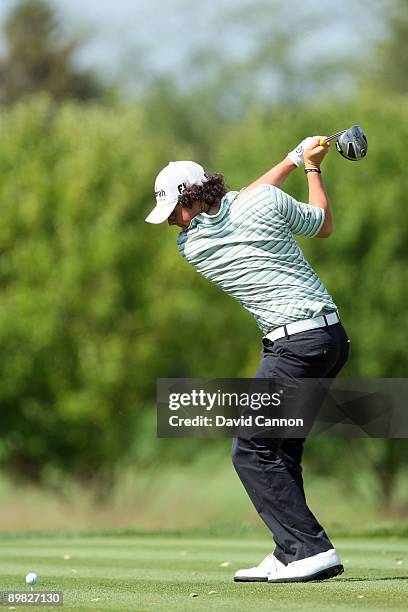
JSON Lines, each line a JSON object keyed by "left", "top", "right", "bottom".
{"left": 270, "top": 185, "right": 325, "bottom": 237}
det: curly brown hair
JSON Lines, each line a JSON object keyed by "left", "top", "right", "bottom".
{"left": 177, "top": 173, "right": 227, "bottom": 213}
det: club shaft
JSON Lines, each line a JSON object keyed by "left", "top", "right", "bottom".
{"left": 322, "top": 129, "right": 347, "bottom": 144}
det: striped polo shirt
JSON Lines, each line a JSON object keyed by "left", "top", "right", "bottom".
{"left": 177, "top": 184, "right": 337, "bottom": 334}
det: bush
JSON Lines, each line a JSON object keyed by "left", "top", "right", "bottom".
{"left": 0, "top": 94, "right": 407, "bottom": 491}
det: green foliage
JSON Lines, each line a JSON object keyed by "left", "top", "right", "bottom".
{"left": 0, "top": 96, "right": 169, "bottom": 479}
{"left": 0, "top": 96, "right": 255, "bottom": 482}
{"left": 0, "top": 0, "right": 105, "bottom": 104}
{"left": 0, "top": 94, "right": 407, "bottom": 504}
{"left": 213, "top": 100, "right": 408, "bottom": 377}
{"left": 362, "top": 0, "right": 408, "bottom": 95}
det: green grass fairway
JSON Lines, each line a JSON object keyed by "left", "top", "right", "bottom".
{"left": 0, "top": 531, "right": 407, "bottom": 611}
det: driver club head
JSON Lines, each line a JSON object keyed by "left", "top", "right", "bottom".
{"left": 335, "top": 125, "right": 368, "bottom": 161}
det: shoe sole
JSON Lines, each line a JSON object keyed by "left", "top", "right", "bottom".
{"left": 268, "top": 564, "right": 344, "bottom": 583}
{"left": 234, "top": 576, "right": 269, "bottom": 582}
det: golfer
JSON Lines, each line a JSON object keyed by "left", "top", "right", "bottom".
{"left": 145, "top": 137, "right": 350, "bottom": 583}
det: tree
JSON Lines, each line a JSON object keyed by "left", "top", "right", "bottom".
{"left": 362, "top": 0, "right": 408, "bottom": 95}
{"left": 0, "top": 0, "right": 104, "bottom": 104}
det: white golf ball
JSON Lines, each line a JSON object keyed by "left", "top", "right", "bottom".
{"left": 25, "top": 572, "right": 38, "bottom": 585}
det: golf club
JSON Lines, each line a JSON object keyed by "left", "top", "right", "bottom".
{"left": 320, "top": 129, "right": 348, "bottom": 144}
{"left": 320, "top": 125, "right": 368, "bottom": 161}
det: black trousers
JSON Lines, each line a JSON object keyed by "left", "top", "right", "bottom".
{"left": 231, "top": 322, "right": 350, "bottom": 565}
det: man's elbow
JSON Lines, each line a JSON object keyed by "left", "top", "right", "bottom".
{"left": 317, "top": 223, "right": 333, "bottom": 238}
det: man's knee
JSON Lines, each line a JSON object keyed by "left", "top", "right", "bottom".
{"left": 231, "top": 437, "right": 248, "bottom": 470}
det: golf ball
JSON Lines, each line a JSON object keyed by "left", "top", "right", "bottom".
{"left": 25, "top": 572, "right": 38, "bottom": 585}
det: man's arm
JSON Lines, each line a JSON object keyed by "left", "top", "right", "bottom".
{"left": 239, "top": 136, "right": 314, "bottom": 197}
{"left": 237, "top": 135, "right": 333, "bottom": 238}
{"left": 240, "top": 157, "right": 297, "bottom": 196}
{"left": 306, "top": 173, "right": 332, "bottom": 238}
{"left": 303, "top": 137, "right": 332, "bottom": 238}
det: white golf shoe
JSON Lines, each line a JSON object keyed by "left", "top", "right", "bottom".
{"left": 267, "top": 548, "right": 344, "bottom": 583}
{"left": 234, "top": 553, "right": 286, "bottom": 582}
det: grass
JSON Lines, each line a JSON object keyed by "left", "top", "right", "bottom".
{"left": 0, "top": 530, "right": 407, "bottom": 611}
{"left": 1, "top": 456, "right": 404, "bottom": 531}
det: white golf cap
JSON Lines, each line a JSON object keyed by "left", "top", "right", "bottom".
{"left": 145, "top": 160, "right": 207, "bottom": 224}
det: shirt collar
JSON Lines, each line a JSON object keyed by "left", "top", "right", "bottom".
{"left": 187, "top": 191, "right": 238, "bottom": 230}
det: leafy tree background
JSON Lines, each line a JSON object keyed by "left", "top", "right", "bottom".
{"left": 0, "top": 0, "right": 407, "bottom": 521}
{"left": 0, "top": 0, "right": 105, "bottom": 104}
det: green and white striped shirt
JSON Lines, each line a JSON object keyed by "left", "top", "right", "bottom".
{"left": 177, "top": 184, "right": 337, "bottom": 334}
